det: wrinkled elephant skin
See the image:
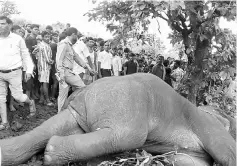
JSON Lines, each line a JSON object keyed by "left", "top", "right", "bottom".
{"left": 0, "top": 73, "right": 236, "bottom": 166}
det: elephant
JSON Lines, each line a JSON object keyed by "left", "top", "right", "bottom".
{"left": 0, "top": 73, "right": 235, "bottom": 166}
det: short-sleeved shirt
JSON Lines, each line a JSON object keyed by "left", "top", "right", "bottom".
{"left": 73, "top": 40, "right": 89, "bottom": 74}
{"left": 124, "top": 60, "right": 137, "bottom": 75}
{"left": 98, "top": 50, "right": 112, "bottom": 69}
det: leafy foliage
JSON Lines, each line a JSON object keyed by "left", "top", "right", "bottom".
{"left": 127, "top": 33, "right": 166, "bottom": 56}
{"left": 85, "top": 0, "right": 236, "bottom": 110}
{"left": 200, "top": 29, "right": 236, "bottom": 116}
{"left": 0, "top": 0, "right": 20, "bottom": 16}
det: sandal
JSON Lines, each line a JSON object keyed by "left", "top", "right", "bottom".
{"left": 0, "top": 122, "right": 10, "bottom": 131}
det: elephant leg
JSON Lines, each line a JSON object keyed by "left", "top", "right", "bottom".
{"left": 43, "top": 128, "right": 147, "bottom": 165}
{"left": 0, "top": 109, "right": 84, "bottom": 166}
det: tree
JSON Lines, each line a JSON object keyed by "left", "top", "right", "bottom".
{"left": 127, "top": 33, "right": 166, "bottom": 57}
{"left": 165, "top": 42, "right": 186, "bottom": 60}
{"left": 0, "top": 0, "right": 20, "bottom": 17}
{"left": 85, "top": 0, "right": 236, "bottom": 107}
{"left": 196, "top": 29, "right": 236, "bottom": 116}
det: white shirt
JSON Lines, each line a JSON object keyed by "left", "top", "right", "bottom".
{"left": 98, "top": 50, "right": 112, "bottom": 69}
{"left": 89, "top": 51, "right": 95, "bottom": 64}
{"left": 112, "top": 56, "right": 122, "bottom": 75}
{"left": 0, "top": 33, "right": 34, "bottom": 74}
{"left": 72, "top": 40, "right": 89, "bottom": 74}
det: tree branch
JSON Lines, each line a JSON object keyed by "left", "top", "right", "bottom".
{"left": 167, "top": 9, "right": 183, "bottom": 32}
{"left": 172, "top": 22, "right": 183, "bottom": 32}
{"left": 177, "top": 14, "right": 188, "bottom": 30}
{"left": 157, "top": 13, "right": 169, "bottom": 22}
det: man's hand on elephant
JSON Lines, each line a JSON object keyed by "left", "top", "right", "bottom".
{"left": 24, "top": 73, "right": 32, "bottom": 82}
{"left": 84, "top": 64, "right": 97, "bottom": 76}
{"left": 88, "top": 68, "right": 97, "bottom": 76}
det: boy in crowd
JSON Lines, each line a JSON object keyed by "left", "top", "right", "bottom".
{"left": 33, "top": 31, "right": 54, "bottom": 106}
{"left": 49, "top": 32, "right": 59, "bottom": 102}
{"left": 123, "top": 53, "right": 138, "bottom": 75}
{"left": 25, "top": 24, "right": 40, "bottom": 99}
{"left": 151, "top": 55, "right": 166, "bottom": 80}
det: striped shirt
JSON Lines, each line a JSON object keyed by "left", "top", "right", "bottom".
{"left": 36, "top": 41, "right": 52, "bottom": 71}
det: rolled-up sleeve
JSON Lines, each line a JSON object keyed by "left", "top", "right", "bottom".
{"left": 19, "top": 38, "right": 34, "bottom": 74}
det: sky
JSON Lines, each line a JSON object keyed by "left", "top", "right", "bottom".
{"left": 11, "top": 0, "right": 237, "bottom": 52}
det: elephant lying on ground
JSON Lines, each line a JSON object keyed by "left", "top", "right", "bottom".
{"left": 0, "top": 73, "right": 236, "bottom": 166}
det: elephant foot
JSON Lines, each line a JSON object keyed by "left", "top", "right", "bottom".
{"left": 44, "top": 135, "right": 68, "bottom": 166}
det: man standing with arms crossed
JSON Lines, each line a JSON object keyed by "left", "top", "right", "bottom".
{"left": 0, "top": 16, "right": 36, "bottom": 130}
{"left": 56, "top": 27, "right": 96, "bottom": 112}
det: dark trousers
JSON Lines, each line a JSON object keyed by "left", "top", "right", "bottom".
{"left": 101, "top": 69, "right": 111, "bottom": 77}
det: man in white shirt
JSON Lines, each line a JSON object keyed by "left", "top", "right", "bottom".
{"left": 112, "top": 48, "right": 122, "bottom": 76}
{"left": 0, "top": 16, "right": 36, "bottom": 130}
{"left": 98, "top": 42, "right": 113, "bottom": 78}
{"left": 72, "top": 36, "right": 93, "bottom": 79}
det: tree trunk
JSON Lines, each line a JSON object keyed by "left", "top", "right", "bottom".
{"left": 187, "top": 38, "right": 209, "bottom": 105}
{"left": 187, "top": 80, "right": 199, "bottom": 105}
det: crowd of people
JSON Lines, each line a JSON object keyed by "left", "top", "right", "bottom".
{"left": 0, "top": 16, "right": 186, "bottom": 130}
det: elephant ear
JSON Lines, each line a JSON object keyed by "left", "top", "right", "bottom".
{"left": 198, "top": 105, "right": 236, "bottom": 140}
